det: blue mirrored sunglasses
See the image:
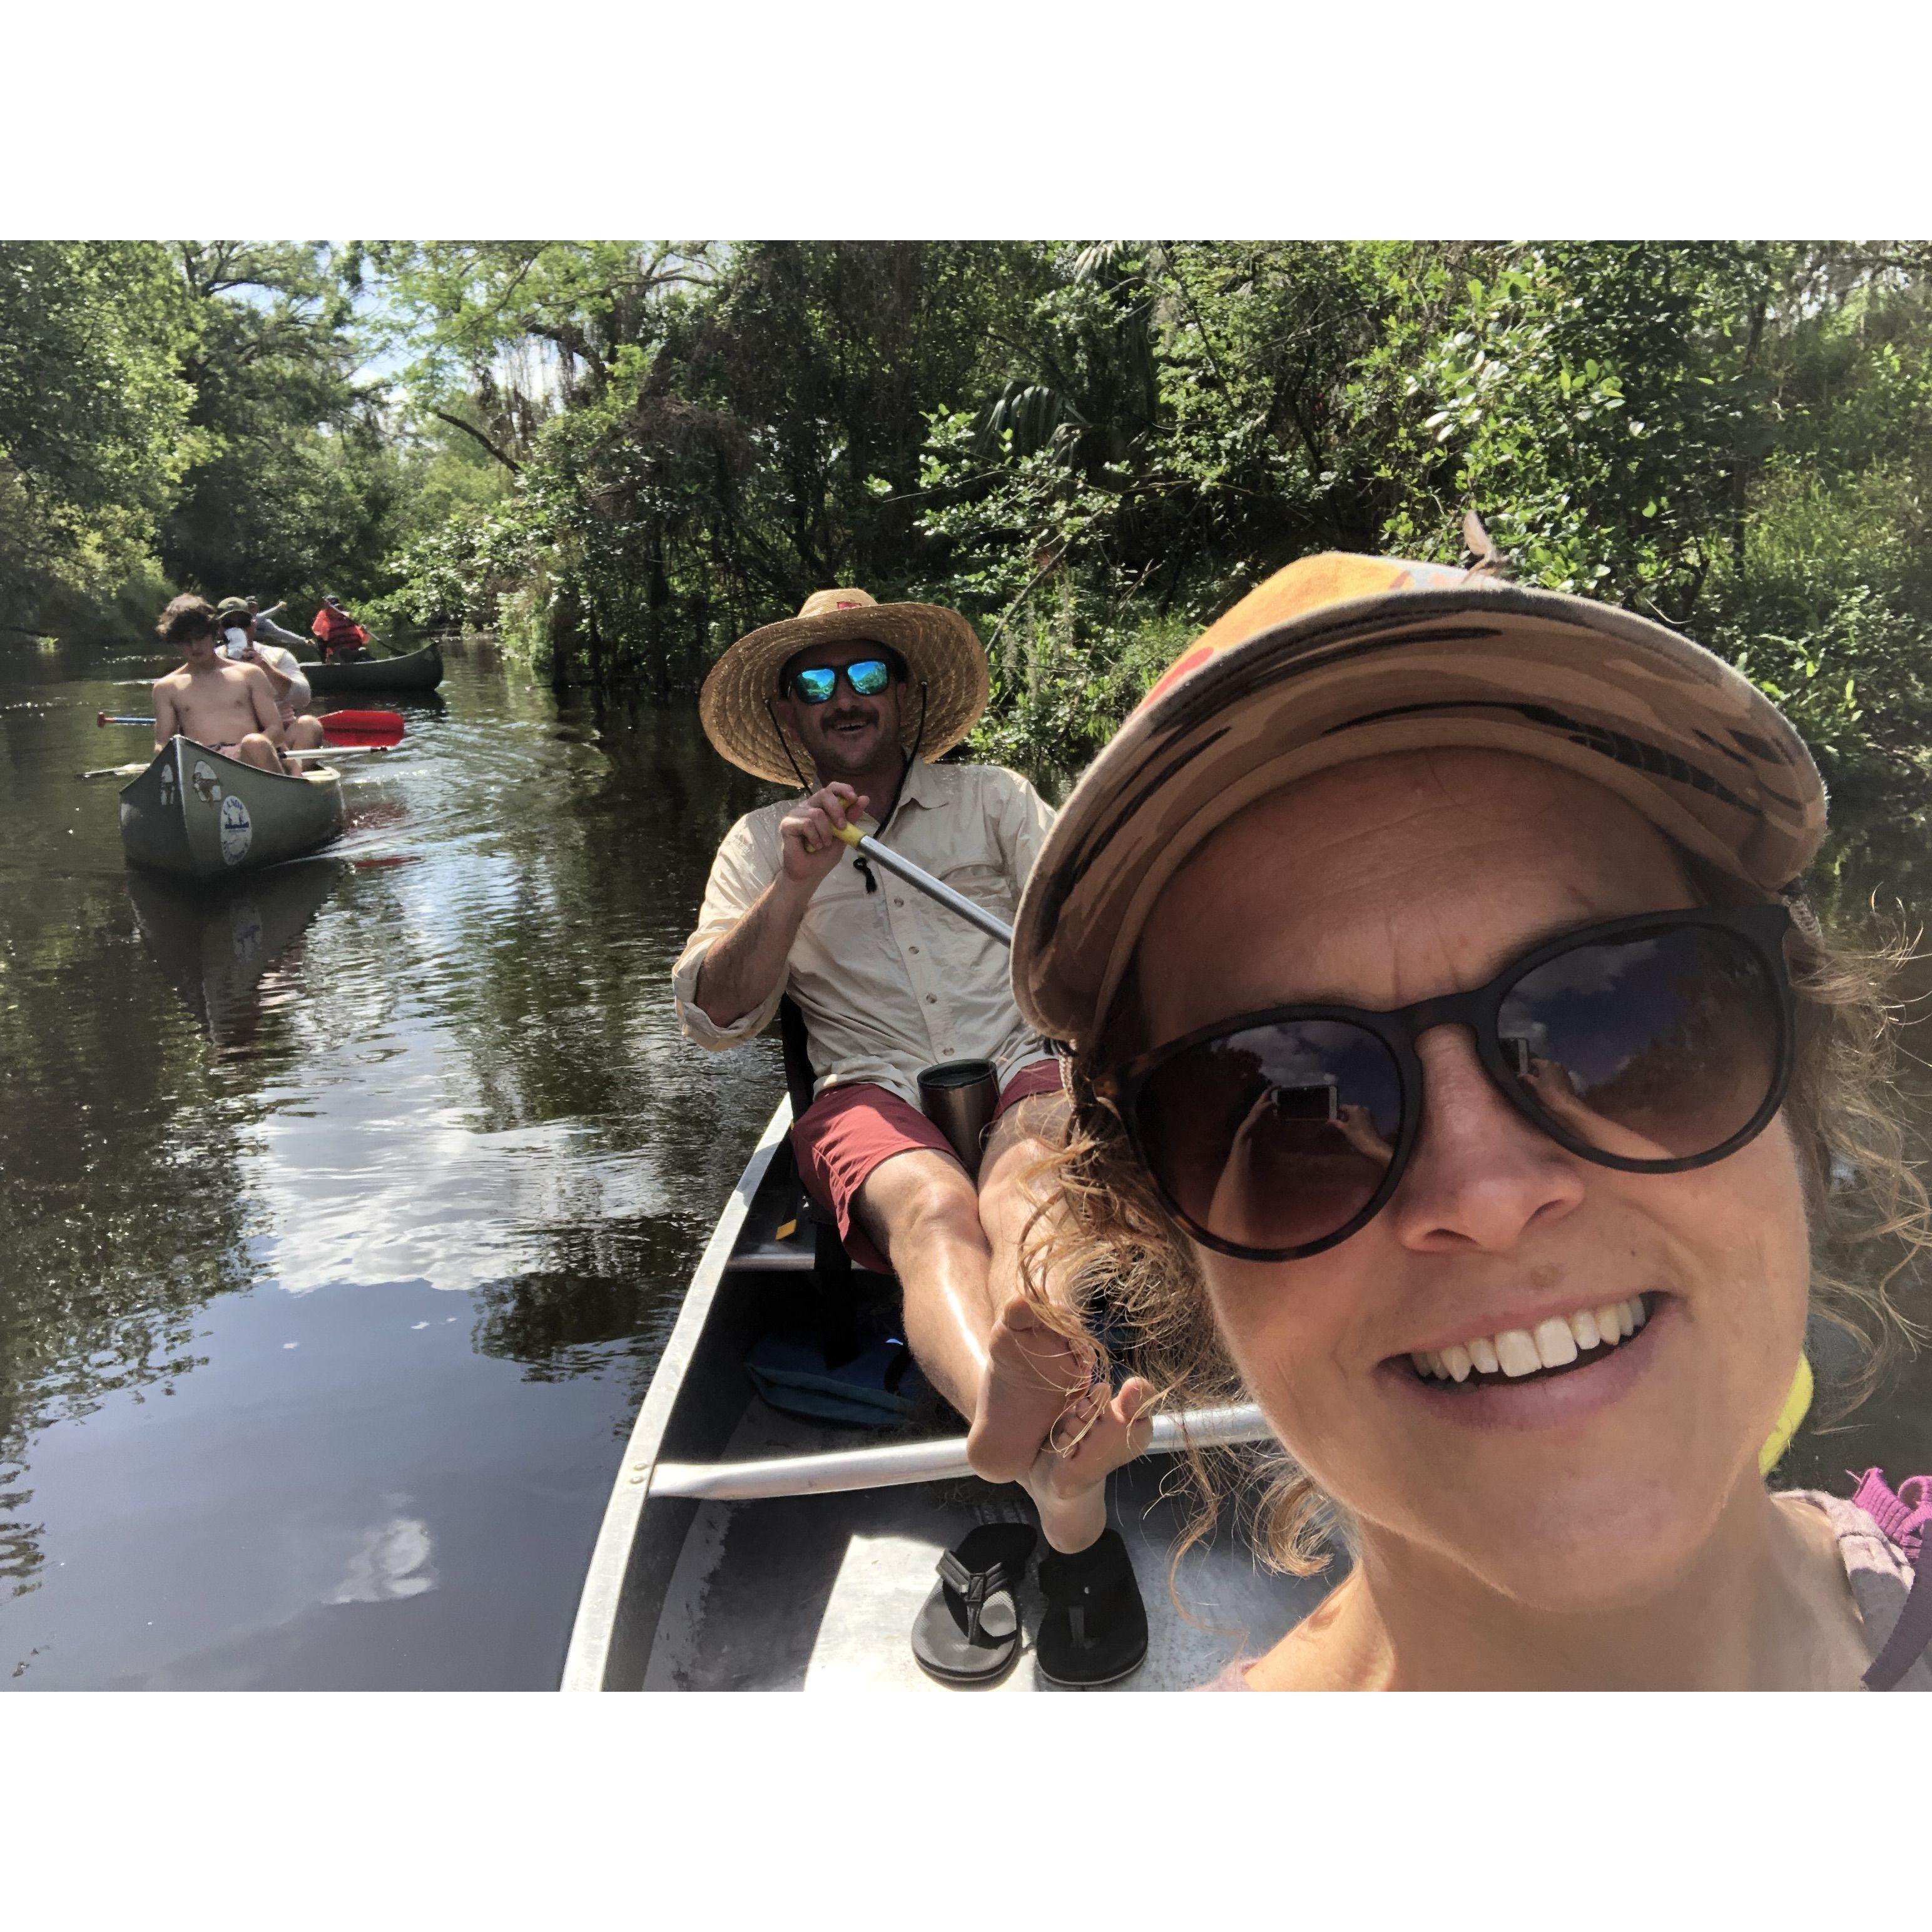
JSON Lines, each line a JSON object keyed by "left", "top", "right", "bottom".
{"left": 790, "top": 658, "right": 893, "bottom": 704}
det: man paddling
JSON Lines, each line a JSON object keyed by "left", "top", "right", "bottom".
{"left": 674, "top": 589, "right": 1151, "bottom": 1686}
{"left": 151, "top": 594, "right": 287, "bottom": 773}
{"left": 312, "top": 595, "right": 373, "bottom": 663}
{"left": 215, "top": 597, "right": 326, "bottom": 752}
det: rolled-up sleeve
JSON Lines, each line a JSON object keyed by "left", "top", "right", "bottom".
{"left": 671, "top": 815, "right": 786, "bottom": 1050}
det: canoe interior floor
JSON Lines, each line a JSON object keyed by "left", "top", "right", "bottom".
{"left": 642, "top": 1398, "right": 1343, "bottom": 1692}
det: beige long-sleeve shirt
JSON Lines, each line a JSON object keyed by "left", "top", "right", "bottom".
{"left": 672, "top": 758, "right": 1056, "bottom": 1107}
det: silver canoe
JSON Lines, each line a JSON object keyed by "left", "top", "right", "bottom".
{"left": 119, "top": 736, "right": 344, "bottom": 881}
{"left": 562, "top": 1097, "right": 1337, "bottom": 1691}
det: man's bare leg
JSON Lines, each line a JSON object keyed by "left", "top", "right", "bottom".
{"left": 231, "top": 733, "right": 285, "bottom": 773}
{"left": 853, "top": 1114, "right": 1153, "bottom": 1557}
{"left": 851, "top": 1147, "right": 996, "bottom": 1421}
{"left": 972, "top": 1096, "right": 1152, "bottom": 1552}
{"left": 285, "top": 716, "right": 327, "bottom": 751}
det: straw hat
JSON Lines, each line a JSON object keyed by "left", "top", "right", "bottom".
{"left": 700, "top": 588, "right": 989, "bottom": 786}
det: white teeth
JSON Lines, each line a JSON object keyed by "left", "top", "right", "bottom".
{"left": 1494, "top": 1329, "right": 1542, "bottom": 1377}
{"left": 1412, "top": 1296, "right": 1656, "bottom": 1385}
{"left": 1533, "top": 1317, "right": 1579, "bottom": 1370}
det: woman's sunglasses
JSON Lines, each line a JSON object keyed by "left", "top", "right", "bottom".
{"left": 789, "top": 658, "right": 893, "bottom": 704}
{"left": 1094, "top": 905, "right": 1796, "bottom": 1261}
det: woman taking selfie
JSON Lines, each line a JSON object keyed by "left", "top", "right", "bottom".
{"left": 1009, "top": 542, "right": 1932, "bottom": 1690}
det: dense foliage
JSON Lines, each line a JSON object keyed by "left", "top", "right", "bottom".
{"left": 364, "top": 240, "right": 1932, "bottom": 826}
{"left": 0, "top": 241, "right": 451, "bottom": 643}
{"left": 10, "top": 239, "right": 1932, "bottom": 832}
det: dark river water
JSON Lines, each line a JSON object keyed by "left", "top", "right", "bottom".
{"left": 1, "top": 638, "right": 781, "bottom": 1688}
{"left": 4, "top": 636, "right": 1931, "bottom": 1689}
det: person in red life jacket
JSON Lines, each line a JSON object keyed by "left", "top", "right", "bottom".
{"left": 312, "top": 596, "right": 373, "bottom": 663}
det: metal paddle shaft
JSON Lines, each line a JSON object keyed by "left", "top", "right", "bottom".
{"left": 830, "top": 821, "right": 1012, "bottom": 947}
{"left": 98, "top": 710, "right": 403, "bottom": 748}
{"left": 646, "top": 1401, "right": 1270, "bottom": 1502}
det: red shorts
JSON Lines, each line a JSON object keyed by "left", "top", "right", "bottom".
{"left": 793, "top": 1059, "right": 1066, "bottom": 1274}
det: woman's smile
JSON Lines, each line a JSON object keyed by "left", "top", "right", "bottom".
{"left": 1382, "top": 1288, "right": 1668, "bottom": 1431}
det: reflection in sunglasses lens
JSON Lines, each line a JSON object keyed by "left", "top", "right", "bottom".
{"left": 1498, "top": 927, "right": 1779, "bottom": 1163}
{"left": 1139, "top": 1020, "right": 1402, "bottom": 1253}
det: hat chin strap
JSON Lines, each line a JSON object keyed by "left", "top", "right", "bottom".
{"left": 764, "top": 698, "right": 815, "bottom": 793}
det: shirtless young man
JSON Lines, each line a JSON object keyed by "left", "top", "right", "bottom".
{"left": 151, "top": 594, "right": 288, "bottom": 773}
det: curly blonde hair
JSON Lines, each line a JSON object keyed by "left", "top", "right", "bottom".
{"left": 1019, "top": 886, "right": 1931, "bottom": 1577}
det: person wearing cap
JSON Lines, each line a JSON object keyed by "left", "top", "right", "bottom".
{"left": 1007, "top": 528, "right": 1932, "bottom": 1690}
{"left": 674, "top": 587, "right": 1154, "bottom": 1685}
{"left": 215, "top": 597, "right": 326, "bottom": 751}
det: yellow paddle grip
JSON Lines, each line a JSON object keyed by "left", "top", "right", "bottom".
{"left": 1759, "top": 1355, "right": 1814, "bottom": 1477}
{"left": 831, "top": 821, "right": 865, "bottom": 848}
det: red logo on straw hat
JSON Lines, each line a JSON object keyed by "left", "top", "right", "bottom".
{"left": 835, "top": 600, "right": 860, "bottom": 609}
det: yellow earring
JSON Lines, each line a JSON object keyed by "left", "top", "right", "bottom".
{"left": 1759, "top": 1356, "right": 1814, "bottom": 1477}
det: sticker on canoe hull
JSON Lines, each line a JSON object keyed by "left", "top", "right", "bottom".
{"left": 218, "top": 793, "right": 253, "bottom": 866}
{"left": 191, "top": 759, "right": 222, "bottom": 805}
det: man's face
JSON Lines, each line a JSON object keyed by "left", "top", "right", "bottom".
{"left": 776, "top": 639, "right": 903, "bottom": 779}
{"left": 182, "top": 627, "right": 220, "bottom": 664}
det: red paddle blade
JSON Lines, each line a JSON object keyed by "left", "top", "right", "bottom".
{"left": 319, "top": 709, "right": 405, "bottom": 747}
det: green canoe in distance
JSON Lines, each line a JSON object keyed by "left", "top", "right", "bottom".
{"left": 306, "top": 641, "right": 444, "bottom": 693}
{"left": 119, "top": 737, "right": 344, "bottom": 882}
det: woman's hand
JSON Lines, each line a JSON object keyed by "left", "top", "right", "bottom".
{"left": 779, "top": 781, "right": 869, "bottom": 887}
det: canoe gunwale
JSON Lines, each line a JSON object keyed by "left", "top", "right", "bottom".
{"left": 561, "top": 1096, "right": 795, "bottom": 1691}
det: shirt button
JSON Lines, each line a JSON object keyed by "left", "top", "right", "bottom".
{"left": 925, "top": 995, "right": 937, "bottom": 1005}
{"left": 893, "top": 897, "right": 905, "bottom": 907}
{"left": 908, "top": 945, "right": 920, "bottom": 955}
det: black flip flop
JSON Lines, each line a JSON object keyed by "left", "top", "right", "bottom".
{"left": 1036, "top": 1528, "right": 1148, "bottom": 1687}
{"left": 912, "top": 1523, "right": 1037, "bottom": 1685}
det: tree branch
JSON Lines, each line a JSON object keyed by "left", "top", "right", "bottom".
{"left": 429, "top": 409, "right": 522, "bottom": 473}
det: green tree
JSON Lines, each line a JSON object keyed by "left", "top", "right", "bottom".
{"left": 158, "top": 241, "right": 404, "bottom": 609}
{"left": 0, "top": 241, "right": 196, "bottom": 635}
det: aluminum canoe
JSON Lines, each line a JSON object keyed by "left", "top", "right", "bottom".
{"left": 118, "top": 736, "right": 344, "bottom": 882}
{"left": 306, "top": 642, "right": 444, "bottom": 693}
{"left": 562, "top": 1097, "right": 1335, "bottom": 1691}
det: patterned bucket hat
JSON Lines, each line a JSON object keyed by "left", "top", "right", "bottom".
{"left": 1011, "top": 549, "right": 1829, "bottom": 1044}
{"left": 700, "top": 587, "right": 989, "bottom": 786}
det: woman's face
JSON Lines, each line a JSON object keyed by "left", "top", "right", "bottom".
{"left": 1132, "top": 748, "right": 1810, "bottom": 1610}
